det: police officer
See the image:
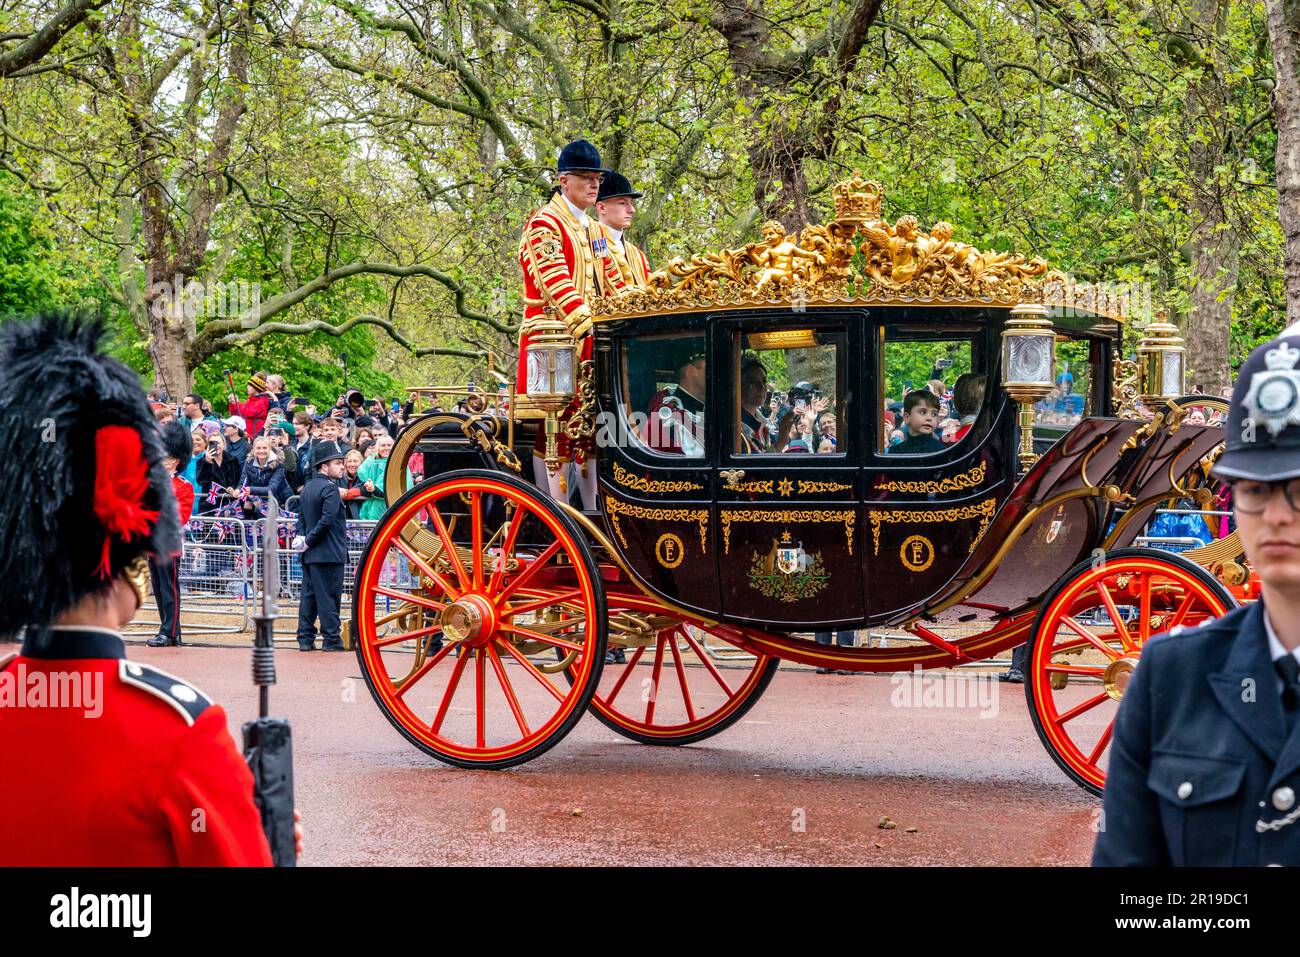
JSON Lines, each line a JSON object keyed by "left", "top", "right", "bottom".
{"left": 0, "top": 312, "right": 272, "bottom": 865}
{"left": 292, "top": 439, "right": 347, "bottom": 651}
{"left": 1095, "top": 329, "right": 1300, "bottom": 866}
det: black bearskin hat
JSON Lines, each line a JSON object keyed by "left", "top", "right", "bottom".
{"left": 0, "top": 313, "right": 181, "bottom": 635}
{"left": 160, "top": 420, "right": 193, "bottom": 473}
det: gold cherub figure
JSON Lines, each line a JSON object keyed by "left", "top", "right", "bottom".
{"left": 748, "top": 221, "right": 826, "bottom": 290}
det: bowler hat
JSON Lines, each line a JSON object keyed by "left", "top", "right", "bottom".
{"left": 597, "top": 170, "right": 642, "bottom": 202}
{"left": 557, "top": 139, "right": 607, "bottom": 175}
{"left": 1213, "top": 329, "right": 1300, "bottom": 482}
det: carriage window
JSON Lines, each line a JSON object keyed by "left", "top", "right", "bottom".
{"left": 617, "top": 331, "right": 707, "bottom": 457}
{"left": 879, "top": 333, "right": 978, "bottom": 453}
{"left": 733, "top": 328, "right": 845, "bottom": 455}
{"left": 1032, "top": 338, "right": 1090, "bottom": 429}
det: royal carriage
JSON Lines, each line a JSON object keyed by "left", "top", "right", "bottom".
{"left": 350, "top": 174, "right": 1249, "bottom": 795}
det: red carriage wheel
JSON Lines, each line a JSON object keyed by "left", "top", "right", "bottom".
{"left": 1026, "top": 547, "right": 1235, "bottom": 795}
{"left": 352, "top": 470, "right": 606, "bottom": 769}
{"left": 566, "top": 599, "right": 778, "bottom": 745}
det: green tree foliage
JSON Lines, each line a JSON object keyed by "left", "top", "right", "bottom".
{"left": 0, "top": 0, "right": 1288, "bottom": 397}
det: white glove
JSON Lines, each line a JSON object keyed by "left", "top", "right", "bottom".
{"left": 291, "top": 535, "right": 306, "bottom": 552}
{"left": 567, "top": 308, "right": 593, "bottom": 341}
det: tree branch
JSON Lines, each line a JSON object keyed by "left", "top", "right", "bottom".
{"left": 190, "top": 260, "right": 516, "bottom": 365}
{"left": 0, "top": 0, "right": 111, "bottom": 77}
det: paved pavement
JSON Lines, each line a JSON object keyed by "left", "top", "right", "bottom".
{"left": 134, "top": 643, "right": 1100, "bottom": 866}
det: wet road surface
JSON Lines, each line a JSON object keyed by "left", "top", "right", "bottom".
{"left": 136, "top": 645, "right": 1099, "bottom": 866}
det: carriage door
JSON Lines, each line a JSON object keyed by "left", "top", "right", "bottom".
{"left": 715, "top": 316, "right": 864, "bottom": 628}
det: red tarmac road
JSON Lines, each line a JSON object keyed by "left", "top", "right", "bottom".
{"left": 135, "top": 644, "right": 1099, "bottom": 866}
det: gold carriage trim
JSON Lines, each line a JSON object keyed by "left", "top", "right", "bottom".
{"left": 611, "top": 461, "right": 704, "bottom": 494}
{"left": 720, "top": 508, "right": 856, "bottom": 556}
{"left": 794, "top": 479, "right": 853, "bottom": 495}
{"left": 873, "top": 461, "right": 987, "bottom": 495}
{"left": 729, "top": 479, "right": 775, "bottom": 494}
{"left": 589, "top": 173, "right": 1126, "bottom": 323}
{"left": 867, "top": 497, "right": 998, "bottom": 556}
{"left": 604, "top": 495, "right": 709, "bottom": 554}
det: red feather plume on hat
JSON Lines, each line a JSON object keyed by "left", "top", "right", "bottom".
{"left": 92, "top": 425, "right": 161, "bottom": 579}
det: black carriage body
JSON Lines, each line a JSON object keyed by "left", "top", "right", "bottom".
{"left": 586, "top": 303, "right": 1216, "bottom": 630}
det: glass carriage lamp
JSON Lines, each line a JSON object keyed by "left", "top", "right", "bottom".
{"left": 1137, "top": 309, "right": 1185, "bottom": 410}
{"left": 1001, "top": 302, "right": 1056, "bottom": 471}
{"left": 524, "top": 314, "right": 577, "bottom": 474}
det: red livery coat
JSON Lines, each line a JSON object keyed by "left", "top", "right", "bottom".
{"left": 516, "top": 194, "right": 626, "bottom": 461}
{"left": 599, "top": 222, "right": 651, "bottom": 289}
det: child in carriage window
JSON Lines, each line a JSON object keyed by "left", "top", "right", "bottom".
{"left": 887, "top": 390, "right": 945, "bottom": 454}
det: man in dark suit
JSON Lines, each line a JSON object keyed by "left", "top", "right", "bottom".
{"left": 1095, "top": 329, "right": 1300, "bottom": 866}
{"left": 292, "top": 439, "right": 348, "bottom": 652}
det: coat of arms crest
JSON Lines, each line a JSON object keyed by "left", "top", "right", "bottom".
{"left": 748, "top": 537, "right": 829, "bottom": 602}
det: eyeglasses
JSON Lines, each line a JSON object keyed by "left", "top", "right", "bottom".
{"left": 565, "top": 172, "right": 605, "bottom": 185}
{"left": 1233, "top": 479, "right": 1300, "bottom": 515}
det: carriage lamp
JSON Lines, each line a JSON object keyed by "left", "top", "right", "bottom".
{"left": 524, "top": 315, "right": 577, "bottom": 474}
{"left": 1001, "top": 302, "right": 1056, "bottom": 472}
{"left": 1136, "top": 310, "right": 1186, "bottom": 410}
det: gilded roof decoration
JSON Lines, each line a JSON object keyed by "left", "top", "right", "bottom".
{"left": 590, "top": 172, "right": 1125, "bottom": 322}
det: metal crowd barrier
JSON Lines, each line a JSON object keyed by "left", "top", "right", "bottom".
{"left": 126, "top": 513, "right": 404, "bottom": 641}
{"left": 125, "top": 515, "right": 253, "bottom": 636}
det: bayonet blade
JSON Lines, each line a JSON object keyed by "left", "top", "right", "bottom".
{"left": 264, "top": 493, "right": 279, "bottom": 618}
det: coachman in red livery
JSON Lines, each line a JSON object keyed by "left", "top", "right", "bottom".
{"left": 516, "top": 139, "right": 626, "bottom": 507}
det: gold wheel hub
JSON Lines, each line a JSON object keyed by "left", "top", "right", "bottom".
{"left": 1102, "top": 654, "right": 1140, "bottom": 701}
{"left": 440, "top": 594, "right": 497, "bottom": 645}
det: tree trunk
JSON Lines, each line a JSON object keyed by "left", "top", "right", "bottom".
{"left": 1185, "top": 224, "right": 1238, "bottom": 393}
{"left": 1183, "top": 0, "right": 1239, "bottom": 393}
{"left": 1266, "top": 0, "right": 1300, "bottom": 327}
{"left": 747, "top": 135, "right": 816, "bottom": 231}
{"left": 145, "top": 278, "right": 196, "bottom": 397}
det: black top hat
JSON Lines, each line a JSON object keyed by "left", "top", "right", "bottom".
{"left": 1213, "top": 329, "right": 1300, "bottom": 482}
{"left": 597, "top": 170, "right": 643, "bottom": 202}
{"left": 557, "top": 139, "right": 607, "bottom": 175}
{"left": 312, "top": 439, "right": 346, "bottom": 468}
{"left": 0, "top": 313, "right": 181, "bottom": 635}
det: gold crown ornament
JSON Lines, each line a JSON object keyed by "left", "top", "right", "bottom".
{"left": 832, "top": 171, "right": 883, "bottom": 225}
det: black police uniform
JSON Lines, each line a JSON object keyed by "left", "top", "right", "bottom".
{"left": 1095, "top": 330, "right": 1300, "bottom": 866}
{"left": 296, "top": 440, "right": 348, "bottom": 651}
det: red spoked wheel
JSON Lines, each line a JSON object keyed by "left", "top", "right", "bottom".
{"left": 567, "top": 596, "right": 778, "bottom": 746}
{"left": 1026, "top": 547, "right": 1235, "bottom": 795}
{"left": 352, "top": 470, "right": 606, "bottom": 769}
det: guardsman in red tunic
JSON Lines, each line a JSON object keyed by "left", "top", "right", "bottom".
{"left": 0, "top": 312, "right": 272, "bottom": 866}
{"left": 146, "top": 421, "right": 196, "bottom": 647}
{"left": 517, "top": 139, "right": 626, "bottom": 508}
{"left": 595, "top": 171, "right": 652, "bottom": 288}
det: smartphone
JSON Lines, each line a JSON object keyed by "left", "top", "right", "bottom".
{"left": 392, "top": 399, "right": 400, "bottom": 412}
{"left": 795, "top": 398, "right": 807, "bottom": 413}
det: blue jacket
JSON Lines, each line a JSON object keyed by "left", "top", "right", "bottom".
{"left": 238, "top": 458, "right": 293, "bottom": 505}
{"left": 1094, "top": 601, "right": 1300, "bottom": 866}
{"left": 297, "top": 473, "right": 347, "bottom": 565}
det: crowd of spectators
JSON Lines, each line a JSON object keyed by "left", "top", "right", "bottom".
{"left": 147, "top": 373, "right": 417, "bottom": 517}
